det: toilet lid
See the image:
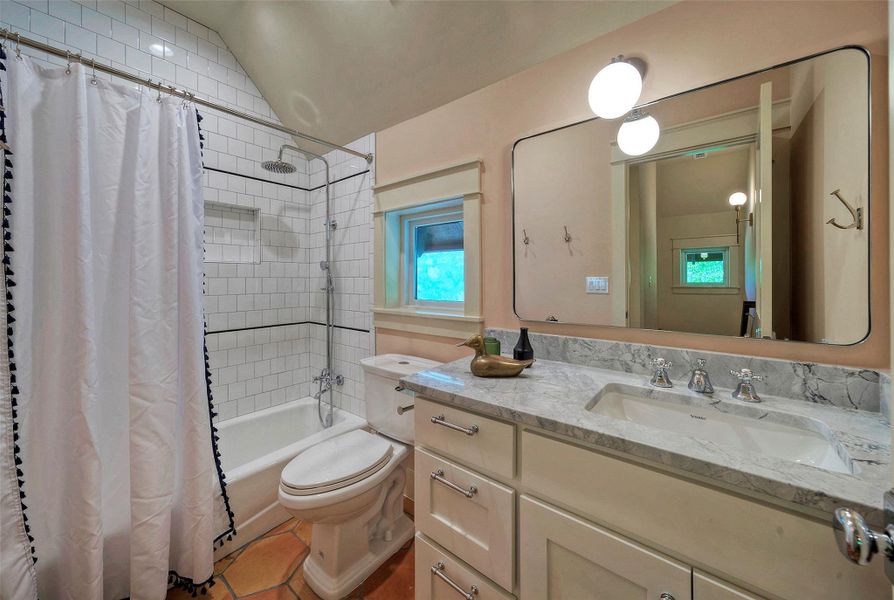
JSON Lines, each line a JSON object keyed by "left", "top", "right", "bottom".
{"left": 280, "top": 430, "right": 394, "bottom": 496}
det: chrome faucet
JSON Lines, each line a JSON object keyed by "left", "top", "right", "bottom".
{"left": 687, "top": 358, "right": 714, "bottom": 394}
{"left": 730, "top": 368, "right": 763, "bottom": 403}
{"left": 649, "top": 358, "right": 673, "bottom": 388}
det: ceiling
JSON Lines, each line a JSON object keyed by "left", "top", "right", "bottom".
{"left": 161, "top": 1, "right": 673, "bottom": 150}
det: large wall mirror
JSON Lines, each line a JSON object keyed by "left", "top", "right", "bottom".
{"left": 513, "top": 47, "right": 870, "bottom": 345}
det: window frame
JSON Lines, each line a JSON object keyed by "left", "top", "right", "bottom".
{"left": 399, "top": 204, "right": 465, "bottom": 311}
{"left": 680, "top": 246, "right": 731, "bottom": 288}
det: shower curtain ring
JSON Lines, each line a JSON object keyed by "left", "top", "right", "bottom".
{"left": 65, "top": 51, "right": 72, "bottom": 75}
{"left": 90, "top": 58, "right": 98, "bottom": 85}
{"left": 2, "top": 30, "right": 9, "bottom": 49}
{"left": 156, "top": 80, "right": 163, "bottom": 103}
{"left": 14, "top": 33, "right": 21, "bottom": 59}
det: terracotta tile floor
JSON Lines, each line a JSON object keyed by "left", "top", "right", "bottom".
{"left": 168, "top": 514, "right": 415, "bottom": 600}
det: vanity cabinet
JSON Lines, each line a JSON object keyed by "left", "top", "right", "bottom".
{"left": 413, "top": 397, "right": 885, "bottom": 599}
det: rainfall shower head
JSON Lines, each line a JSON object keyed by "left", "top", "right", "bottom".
{"left": 262, "top": 143, "right": 327, "bottom": 175}
{"left": 261, "top": 159, "right": 297, "bottom": 174}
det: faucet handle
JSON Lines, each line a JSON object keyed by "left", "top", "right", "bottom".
{"left": 651, "top": 357, "right": 672, "bottom": 369}
{"left": 730, "top": 368, "right": 762, "bottom": 382}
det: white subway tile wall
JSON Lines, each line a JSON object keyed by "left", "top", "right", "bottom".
{"left": 1, "top": 1, "right": 376, "bottom": 422}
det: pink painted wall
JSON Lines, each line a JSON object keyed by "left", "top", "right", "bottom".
{"left": 376, "top": 0, "right": 889, "bottom": 368}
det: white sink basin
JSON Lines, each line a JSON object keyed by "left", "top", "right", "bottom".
{"left": 588, "top": 384, "right": 852, "bottom": 475}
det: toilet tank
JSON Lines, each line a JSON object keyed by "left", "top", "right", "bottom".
{"left": 360, "top": 354, "right": 441, "bottom": 444}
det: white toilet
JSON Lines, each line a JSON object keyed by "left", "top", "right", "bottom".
{"left": 278, "top": 354, "right": 440, "bottom": 600}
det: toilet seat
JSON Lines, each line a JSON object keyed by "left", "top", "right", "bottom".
{"left": 280, "top": 430, "right": 394, "bottom": 496}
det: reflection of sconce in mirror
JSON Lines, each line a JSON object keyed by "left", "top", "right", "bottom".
{"left": 618, "top": 109, "right": 660, "bottom": 156}
{"left": 729, "top": 192, "right": 752, "bottom": 245}
{"left": 826, "top": 189, "right": 863, "bottom": 231}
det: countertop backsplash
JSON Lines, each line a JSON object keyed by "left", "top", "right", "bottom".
{"left": 486, "top": 328, "right": 882, "bottom": 413}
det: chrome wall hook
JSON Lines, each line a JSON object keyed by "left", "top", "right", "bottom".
{"left": 563, "top": 225, "right": 572, "bottom": 243}
{"left": 522, "top": 229, "right": 529, "bottom": 245}
{"left": 826, "top": 189, "right": 864, "bottom": 231}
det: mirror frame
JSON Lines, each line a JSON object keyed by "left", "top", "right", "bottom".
{"left": 511, "top": 45, "right": 872, "bottom": 346}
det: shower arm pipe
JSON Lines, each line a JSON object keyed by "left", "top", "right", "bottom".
{"left": 0, "top": 29, "right": 373, "bottom": 164}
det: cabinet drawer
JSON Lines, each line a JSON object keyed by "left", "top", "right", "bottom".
{"left": 415, "top": 447, "right": 515, "bottom": 591}
{"left": 520, "top": 495, "right": 691, "bottom": 600}
{"left": 694, "top": 571, "right": 764, "bottom": 600}
{"left": 415, "top": 533, "right": 513, "bottom": 600}
{"left": 415, "top": 397, "right": 514, "bottom": 479}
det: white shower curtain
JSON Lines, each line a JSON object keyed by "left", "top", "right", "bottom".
{"left": 0, "top": 53, "right": 233, "bottom": 599}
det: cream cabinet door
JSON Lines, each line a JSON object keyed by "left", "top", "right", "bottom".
{"left": 520, "top": 495, "right": 691, "bottom": 600}
{"left": 693, "top": 571, "right": 764, "bottom": 600}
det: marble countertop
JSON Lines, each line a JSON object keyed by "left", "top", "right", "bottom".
{"left": 400, "top": 356, "right": 891, "bottom": 525}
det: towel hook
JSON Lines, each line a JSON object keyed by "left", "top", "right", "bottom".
{"left": 563, "top": 225, "right": 572, "bottom": 243}
{"left": 522, "top": 228, "right": 529, "bottom": 245}
{"left": 826, "top": 189, "right": 863, "bottom": 231}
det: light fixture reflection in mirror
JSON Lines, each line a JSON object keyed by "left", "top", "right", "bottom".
{"left": 617, "top": 110, "right": 660, "bottom": 156}
{"left": 729, "top": 191, "right": 752, "bottom": 244}
{"left": 588, "top": 56, "right": 643, "bottom": 119}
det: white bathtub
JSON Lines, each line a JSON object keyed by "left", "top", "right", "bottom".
{"left": 214, "top": 398, "right": 366, "bottom": 556}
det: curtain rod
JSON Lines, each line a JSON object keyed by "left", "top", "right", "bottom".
{"left": 0, "top": 29, "right": 373, "bottom": 163}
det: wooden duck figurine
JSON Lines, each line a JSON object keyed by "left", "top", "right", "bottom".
{"left": 458, "top": 334, "right": 534, "bottom": 377}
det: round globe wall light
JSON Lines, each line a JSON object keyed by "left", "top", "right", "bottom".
{"left": 728, "top": 191, "right": 748, "bottom": 206}
{"left": 587, "top": 56, "right": 645, "bottom": 119}
{"left": 617, "top": 110, "right": 660, "bottom": 156}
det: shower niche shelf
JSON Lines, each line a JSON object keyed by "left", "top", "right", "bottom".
{"left": 204, "top": 200, "right": 261, "bottom": 264}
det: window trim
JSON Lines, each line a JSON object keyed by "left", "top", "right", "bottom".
{"left": 680, "top": 246, "right": 731, "bottom": 288}
{"left": 670, "top": 234, "right": 740, "bottom": 296}
{"left": 400, "top": 206, "right": 465, "bottom": 310}
{"left": 373, "top": 159, "right": 483, "bottom": 338}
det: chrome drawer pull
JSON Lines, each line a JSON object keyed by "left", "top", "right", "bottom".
{"left": 431, "top": 414, "right": 479, "bottom": 436}
{"left": 431, "top": 561, "right": 479, "bottom": 599}
{"left": 431, "top": 469, "right": 478, "bottom": 498}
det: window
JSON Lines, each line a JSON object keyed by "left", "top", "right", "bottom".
{"left": 402, "top": 205, "right": 464, "bottom": 307}
{"left": 681, "top": 247, "right": 729, "bottom": 287}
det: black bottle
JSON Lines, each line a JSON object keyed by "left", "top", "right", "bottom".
{"left": 513, "top": 327, "right": 534, "bottom": 363}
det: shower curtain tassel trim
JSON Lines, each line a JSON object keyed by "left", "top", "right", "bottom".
{"left": 168, "top": 571, "right": 217, "bottom": 597}
{"left": 195, "top": 108, "right": 237, "bottom": 549}
{"left": 0, "top": 44, "right": 36, "bottom": 566}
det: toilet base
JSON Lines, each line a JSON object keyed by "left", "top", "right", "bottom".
{"left": 302, "top": 514, "right": 414, "bottom": 600}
